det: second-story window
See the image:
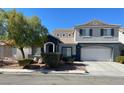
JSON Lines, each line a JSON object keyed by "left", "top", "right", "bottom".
{"left": 79, "top": 29, "right": 92, "bottom": 36}
{"left": 101, "top": 29, "right": 114, "bottom": 36}
{"left": 103, "top": 29, "right": 108, "bottom": 36}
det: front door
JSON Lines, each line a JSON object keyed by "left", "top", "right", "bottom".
{"left": 46, "top": 43, "right": 54, "bottom": 53}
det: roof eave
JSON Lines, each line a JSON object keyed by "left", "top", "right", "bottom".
{"left": 74, "top": 25, "right": 120, "bottom": 29}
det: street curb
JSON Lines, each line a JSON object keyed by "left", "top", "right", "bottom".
{"left": 40, "top": 71, "right": 87, "bottom": 74}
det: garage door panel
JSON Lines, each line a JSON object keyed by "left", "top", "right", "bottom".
{"left": 81, "top": 46, "right": 112, "bottom": 61}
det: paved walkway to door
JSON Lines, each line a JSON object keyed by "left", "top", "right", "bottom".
{"left": 82, "top": 62, "right": 124, "bottom": 76}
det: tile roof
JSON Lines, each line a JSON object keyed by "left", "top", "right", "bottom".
{"left": 53, "top": 29, "right": 74, "bottom": 34}
{"left": 75, "top": 19, "right": 121, "bottom": 28}
{"left": 59, "top": 37, "right": 75, "bottom": 44}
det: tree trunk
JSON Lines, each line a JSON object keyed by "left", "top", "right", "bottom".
{"left": 19, "top": 47, "right": 25, "bottom": 59}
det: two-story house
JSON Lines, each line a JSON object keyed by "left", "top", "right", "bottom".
{"left": 43, "top": 20, "right": 124, "bottom": 62}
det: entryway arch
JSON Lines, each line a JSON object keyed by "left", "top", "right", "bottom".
{"left": 44, "top": 42, "right": 55, "bottom": 53}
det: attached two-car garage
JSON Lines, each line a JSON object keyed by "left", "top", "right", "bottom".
{"left": 81, "top": 46, "right": 112, "bottom": 61}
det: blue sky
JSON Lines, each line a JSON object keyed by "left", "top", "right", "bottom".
{"left": 4, "top": 8, "right": 124, "bottom": 33}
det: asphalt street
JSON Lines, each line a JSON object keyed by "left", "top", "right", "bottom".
{"left": 0, "top": 73, "right": 124, "bottom": 85}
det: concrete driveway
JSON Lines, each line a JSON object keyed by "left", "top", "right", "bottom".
{"left": 83, "top": 62, "right": 124, "bottom": 76}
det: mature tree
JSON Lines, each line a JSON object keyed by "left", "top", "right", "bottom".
{"left": 26, "top": 16, "right": 48, "bottom": 47}
{"left": 0, "top": 9, "right": 8, "bottom": 40}
{"left": 7, "top": 10, "right": 29, "bottom": 58}
{"left": 1, "top": 9, "right": 48, "bottom": 59}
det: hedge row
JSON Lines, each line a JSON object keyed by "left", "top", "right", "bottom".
{"left": 116, "top": 56, "right": 124, "bottom": 64}
{"left": 18, "top": 59, "right": 34, "bottom": 66}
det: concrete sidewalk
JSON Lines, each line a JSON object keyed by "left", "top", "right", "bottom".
{"left": 0, "top": 69, "right": 36, "bottom": 73}
{"left": 0, "top": 68, "right": 86, "bottom": 74}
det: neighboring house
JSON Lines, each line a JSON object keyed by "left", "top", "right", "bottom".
{"left": 0, "top": 41, "right": 32, "bottom": 59}
{"left": 0, "top": 19, "right": 124, "bottom": 62}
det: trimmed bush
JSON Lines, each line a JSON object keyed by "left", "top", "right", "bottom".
{"left": 41, "top": 53, "right": 61, "bottom": 68}
{"left": 62, "top": 57, "right": 74, "bottom": 64}
{"left": 18, "top": 59, "right": 34, "bottom": 66}
{"left": 116, "top": 56, "right": 124, "bottom": 64}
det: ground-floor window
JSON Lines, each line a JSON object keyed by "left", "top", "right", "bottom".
{"left": 62, "top": 47, "right": 72, "bottom": 57}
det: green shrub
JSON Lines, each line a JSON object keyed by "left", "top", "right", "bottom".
{"left": 41, "top": 53, "right": 61, "bottom": 68}
{"left": 18, "top": 59, "right": 34, "bottom": 66}
{"left": 62, "top": 57, "right": 74, "bottom": 64}
{"left": 116, "top": 56, "right": 124, "bottom": 64}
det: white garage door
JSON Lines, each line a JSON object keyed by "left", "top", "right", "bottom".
{"left": 81, "top": 46, "right": 112, "bottom": 61}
